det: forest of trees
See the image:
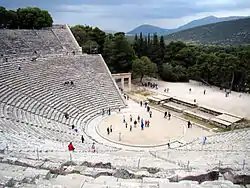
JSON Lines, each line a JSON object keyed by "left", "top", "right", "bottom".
{"left": 0, "top": 6, "right": 53, "bottom": 29}
{"left": 71, "top": 25, "right": 250, "bottom": 92}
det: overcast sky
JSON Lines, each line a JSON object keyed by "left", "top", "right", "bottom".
{"left": 1, "top": 0, "right": 250, "bottom": 31}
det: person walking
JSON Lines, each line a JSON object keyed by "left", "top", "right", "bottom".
{"left": 107, "top": 127, "right": 110, "bottom": 135}
{"left": 110, "top": 125, "right": 112, "bottom": 133}
{"left": 81, "top": 135, "right": 84, "bottom": 143}
{"left": 149, "top": 111, "right": 152, "bottom": 118}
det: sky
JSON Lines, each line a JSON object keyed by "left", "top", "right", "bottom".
{"left": 1, "top": 0, "right": 250, "bottom": 32}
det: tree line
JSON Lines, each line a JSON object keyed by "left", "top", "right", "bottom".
{"left": 0, "top": 6, "right": 53, "bottom": 29}
{"left": 71, "top": 25, "right": 250, "bottom": 92}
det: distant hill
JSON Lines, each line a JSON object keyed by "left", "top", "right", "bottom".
{"left": 126, "top": 16, "right": 245, "bottom": 35}
{"left": 127, "top": 24, "right": 171, "bottom": 35}
{"left": 175, "top": 16, "right": 244, "bottom": 31}
{"left": 104, "top": 30, "right": 117, "bottom": 34}
{"left": 163, "top": 17, "right": 250, "bottom": 45}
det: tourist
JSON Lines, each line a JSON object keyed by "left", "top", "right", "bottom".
{"left": 130, "top": 125, "right": 132, "bottom": 131}
{"left": 188, "top": 121, "right": 192, "bottom": 128}
{"left": 164, "top": 111, "right": 168, "bottom": 118}
{"left": 167, "top": 88, "right": 169, "bottom": 93}
{"left": 74, "top": 128, "right": 78, "bottom": 133}
{"left": 107, "top": 127, "right": 110, "bottom": 135}
{"left": 110, "top": 125, "right": 112, "bottom": 133}
{"left": 204, "top": 89, "right": 206, "bottom": 95}
{"left": 203, "top": 137, "right": 207, "bottom": 145}
{"left": 149, "top": 111, "right": 152, "bottom": 118}
{"left": 118, "top": 107, "right": 121, "bottom": 112}
{"left": 70, "top": 81, "right": 74, "bottom": 86}
{"left": 81, "top": 135, "right": 84, "bottom": 143}
{"left": 125, "top": 122, "right": 128, "bottom": 128}
{"left": 167, "top": 143, "right": 170, "bottom": 149}
{"left": 140, "top": 101, "right": 143, "bottom": 107}
{"left": 130, "top": 114, "right": 132, "bottom": 122}
{"left": 108, "top": 108, "right": 111, "bottom": 115}
{"left": 64, "top": 112, "right": 69, "bottom": 119}
{"left": 134, "top": 120, "right": 137, "bottom": 128}
{"left": 72, "top": 125, "right": 75, "bottom": 129}
{"left": 68, "top": 142, "right": 75, "bottom": 151}
{"left": 102, "top": 109, "right": 105, "bottom": 115}
{"left": 168, "top": 112, "right": 171, "bottom": 120}
{"left": 141, "top": 121, "right": 144, "bottom": 130}
{"left": 147, "top": 106, "right": 150, "bottom": 112}
{"left": 189, "top": 88, "right": 192, "bottom": 93}
{"left": 164, "top": 88, "right": 166, "bottom": 92}
{"left": 123, "top": 115, "right": 126, "bottom": 123}
{"left": 127, "top": 96, "right": 129, "bottom": 100}
{"left": 137, "top": 115, "right": 140, "bottom": 122}
{"left": 147, "top": 120, "right": 150, "bottom": 127}
{"left": 91, "top": 142, "right": 95, "bottom": 152}
{"left": 145, "top": 120, "right": 148, "bottom": 127}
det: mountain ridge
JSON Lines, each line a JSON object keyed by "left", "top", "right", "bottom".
{"left": 127, "top": 16, "right": 246, "bottom": 35}
{"left": 163, "top": 17, "right": 250, "bottom": 45}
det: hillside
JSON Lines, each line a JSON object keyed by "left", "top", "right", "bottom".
{"left": 126, "top": 16, "right": 245, "bottom": 35}
{"left": 164, "top": 17, "right": 250, "bottom": 45}
{"left": 127, "top": 24, "right": 171, "bottom": 35}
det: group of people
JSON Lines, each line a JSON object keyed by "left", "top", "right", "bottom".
{"left": 102, "top": 108, "right": 111, "bottom": 115}
{"left": 142, "top": 82, "right": 158, "bottom": 89}
{"left": 63, "top": 81, "right": 74, "bottom": 86}
{"left": 164, "top": 111, "right": 172, "bottom": 120}
{"left": 107, "top": 125, "right": 113, "bottom": 135}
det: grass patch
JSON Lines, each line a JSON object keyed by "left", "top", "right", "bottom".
{"left": 183, "top": 115, "right": 230, "bottom": 133}
{"left": 133, "top": 90, "right": 153, "bottom": 96}
{"left": 71, "top": 170, "right": 81, "bottom": 174}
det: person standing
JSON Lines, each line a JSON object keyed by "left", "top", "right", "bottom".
{"left": 188, "top": 121, "right": 192, "bottom": 128}
{"left": 149, "top": 111, "right": 152, "bottom": 118}
{"left": 130, "top": 114, "right": 132, "bottom": 122}
{"left": 123, "top": 115, "right": 126, "bottom": 123}
{"left": 164, "top": 111, "right": 168, "bottom": 118}
{"left": 107, "top": 127, "right": 110, "bottom": 135}
{"left": 168, "top": 112, "right": 171, "bottom": 120}
{"left": 134, "top": 120, "right": 137, "bottom": 128}
{"left": 110, "top": 125, "right": 112, "bottom": 133}
{"left": 130, "top": 125, "right": 132, "bottom": 131}
{"left": 68, "top": 142, "right": 75, "bottom": 151}
{"left": 81, "top": 135, "right": 84, "bottom": 143}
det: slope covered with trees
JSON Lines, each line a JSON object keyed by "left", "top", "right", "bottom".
{"left": 72, "top": 26, "right": 250, "bottom": 92}
{"left": 0, "top": 6, "right": 53, "bottom": 29}
{"left": 164, "top": 18, "right": 250, "bottom": 45}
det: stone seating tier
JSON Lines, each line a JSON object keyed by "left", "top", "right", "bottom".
{"left": 0, "top": 25, "right": 80, "bottom": 56}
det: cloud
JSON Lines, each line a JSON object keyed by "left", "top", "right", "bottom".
{"left": 2, "top": 0, "right": 250, "bottom": 31}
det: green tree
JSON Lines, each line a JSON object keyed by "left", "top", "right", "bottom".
{"left": 103, "top": 33, "right": 135, "bottom": 73}
{"left": 0, "top": 6, "right": 52, "bottom": 29}
{"left": 71, "top": 25, "right": 106, "bottom": 53}
{"left": 17, "top": 7, "right": 52, "bottom": 29}
{"left": 132, "top": 56, "right": 157, "bottom": 82}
